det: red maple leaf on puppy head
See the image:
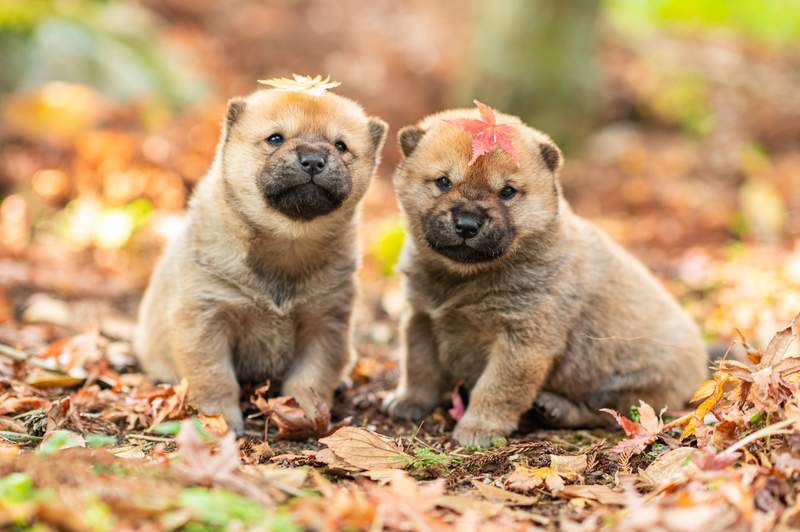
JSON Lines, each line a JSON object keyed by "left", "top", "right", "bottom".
{"left": 445, "top": 100, "right": 519, "bottom": 166}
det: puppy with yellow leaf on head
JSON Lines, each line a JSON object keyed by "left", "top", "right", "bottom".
{"left": 384, "top": 101, "right": 707, "bottom": 447}
{"left": 134, "top": 75, "right": 388, "bottom": 433}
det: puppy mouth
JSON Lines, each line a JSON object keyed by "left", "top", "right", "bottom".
{"left": 265, "top": 181, "right": 344, "bottom": 221}
{"left": 425, "top": 239, "right": 505, "bottom": 263}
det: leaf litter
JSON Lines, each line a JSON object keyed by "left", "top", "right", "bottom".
{"left": 15, "top": 306, "right": 800, "bottom": 529}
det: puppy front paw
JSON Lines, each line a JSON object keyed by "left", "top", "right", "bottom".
{"left": 452, "top": 414, "right": 514, "bottom": 448}
{"left": 382, "top": 390, "right": 436, "bottom": 421}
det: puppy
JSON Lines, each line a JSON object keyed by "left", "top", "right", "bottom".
{"left": 384, "top": 104, "right": 707, "bottom": 446}
{"left": 134, "top": 85, "right": 387, "bottom": 432}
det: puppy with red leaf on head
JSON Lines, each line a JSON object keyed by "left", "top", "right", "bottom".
{"left": 383, "top": 101, "right": 707, "bottom": 447}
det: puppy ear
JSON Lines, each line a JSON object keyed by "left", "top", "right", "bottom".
{"left": 367, "top": 117, "right": 388, "bottom": 152}
{"left": 398, "top": 126, "right": 424, "bottom": 158}
{"left": 223, "top": 97, "right": 246, "bottom": 140}
{"left": 539, "top": 141, "right": 562, "bottom": 173}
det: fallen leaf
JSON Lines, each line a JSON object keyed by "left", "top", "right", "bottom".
{"left": 38, "top": 429, "right": 85, "bottom": 454}
{"left": 436, "top": 494, "right": 503, "bottom": 517}
{"left": 360, "top": 468, "right": 400, "bottom": 483}
{"left": 601, "top": 400, "right": 663, "bottom": 454}
{"left": 0, "top": 416, "right": 27, "bottom": 433}
{"left": 0, "top": 396, "right": 50, "bottom": 416}
{"left": 315, "top": 448, "right": 363, "bottom": 473}
{"left": 198, "top": 413, "right": 229, "bottom": 436}
{"left": 640, "top": 447, "right": 699, "bottom": 488}
{"left": 319, "top": 427, "right": 411, "bottom": 470}
{"left": 682, "top": 374, "right": 734, "bottom": 439}
{"left": 559, "top": 484, "right": 627, "bottom": 506}
{"left": 504, "top": 465, "right": 566, "bottom": 494}
{"left": 446, "top": 100, "right": 519, "bottom": 165}
{"left": 472, "top": 480, "right": 538, "bottom": 505}
{"left": 173, "top": 419, "right": 271, "bottom": 505}
{"left": 0, "top": 443, "right": 20, "bottom": 460}
{"left": 25, "top": 369, "right": 85, "bottom": 389}
{"left": 147, "top": 379, "right": 190, "bottom": 429}
{"left": 366, "top": 471, "right": 445, "bottom": 531}
{"left": 550, "top": 454, "right": 588, "bottom": 478}
{"left": 251, "top": 389, "right": 336, "bottom": 440}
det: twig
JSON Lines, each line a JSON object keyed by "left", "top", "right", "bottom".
{"left": 0, "top": 343, "right": 26, "bottom": 362}
{"left": 722, "top": 417, "right": 798, "bottom": 455}
{"left": 0, "top": 343, "right": 67, "bottom": 373}
{"left": 126, "top": 433, "right": 174, "bottom": 443}
{"left": 0, "top": 431, "right": 42, "bottom": 443}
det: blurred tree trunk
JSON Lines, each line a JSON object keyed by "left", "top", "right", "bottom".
{"left": 459, "top": 0, "right": 601, "bottom": 151}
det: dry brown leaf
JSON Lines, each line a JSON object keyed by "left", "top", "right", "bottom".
{"left": 546, "top": 472, "right": 566, "bottom": 493}
{"left": 436, "top": 494, "right": 503, "bottom": 517}
{"left": 25, "top": 369, "right": 85, "bottom": 389}
{"left": 559, "top": 484, "right": 627, "bottom": 506}
{"left": 251, "top": 388, "right": 340, "bottom": 440}
{"left": 0, "top": 396, "right": 50, "bottom": 416}
{"left": 319, "top": 427, "right": 410, "bottom": 471}
{"left": 641, "top": 447, "right": 699, "bottom": 488}
{"left": 360, "top": 468, "right": 403, "bottom": 483}
{"left": 0, "top": 416, "right": 27, "bottom": 433}
{"left": 472, "top": 480, "right": 538, "bottom": 506}
{"left": 550, "top": 454, "right": 588, "bottom": 478}
{"left": 198, "top": 412, "right": 229, "bottom": 436}
{"left": 505, "top": 462, "right": 571, "bottom": 494}
{"left": 315, "top": 448, "right": 363, "bottom": 473}
{"left": 366, "top": 471, "right": 446, "bottom": 531}
{"left": 0, "top": 443, "right": 20, "bottom": 461}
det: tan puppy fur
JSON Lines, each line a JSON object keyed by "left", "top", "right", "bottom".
{"left": 135, "top": 89, "right": 387, "bottom": 433}
{"left": 384, "top": 108, "right": 707, "bottom": 446}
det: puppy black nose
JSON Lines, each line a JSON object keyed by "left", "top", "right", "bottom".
{"left": 453, "top": 212, "right": 484, "bottom": 239}
{"left": 297, "top": 149, "right": 327, "bottom": 176}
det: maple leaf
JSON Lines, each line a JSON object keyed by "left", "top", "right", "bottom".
{"left": 601, "top": 400, "right": 664, "bottom": 454}
{"left": 173, "top": 419, "right": 272, "bottom": 505}
{"left": 681, "top": 374, "right": 735, "bottom": 439}
{"left": 445, "top": 100, "right": 519, "bottom": 166}
{"left": 257, "top": 74, "right": 341, "bottom": 97}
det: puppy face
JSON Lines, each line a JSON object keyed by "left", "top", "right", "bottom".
{"left": 394, "top": 108, "right": 562, "bottom": 268}
{"left": 221, "top": 90, "right": 387, "bottom": 226}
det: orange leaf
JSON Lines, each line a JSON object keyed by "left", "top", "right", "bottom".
{"left": 445, "top": 100, "right": 518, "bottom": 166}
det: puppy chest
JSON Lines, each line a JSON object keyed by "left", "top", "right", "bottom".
{"left": 431, "top": 310, "right": 493, "bottom": 386}
{"left": 231, "top": 310, "right": 295, "bottom": 382}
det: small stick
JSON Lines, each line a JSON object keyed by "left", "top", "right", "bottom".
{"left": 0, "top": 343, "right": 68, "bottom": 373}
{"left": 722, "top": 417, "right": 798, "bottom": 455}
{"left": 0, "top": 431, "right": 43, "bottom": 443}
{"left": 125, "top": 433, "right": 175, "bottom": 443}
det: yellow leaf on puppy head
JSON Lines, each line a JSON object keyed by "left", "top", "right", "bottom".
{"left": 257, "top": 74, "right": 341, "bottom": 97}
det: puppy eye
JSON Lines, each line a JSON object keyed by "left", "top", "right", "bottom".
{"left": 499, "top": 185, "right": 517, "bottom": 200}
{"left": 435, "top": 176, "right": 452, "bottom": 192}
{"left": 266, "top": 133, "right": 284, "bottom": 146}
{"left": 335, "top": 140, "right": 348, "bottom": 153}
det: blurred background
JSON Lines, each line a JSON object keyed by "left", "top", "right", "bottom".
{"left": 1, "top": 0, "right": 799, "bottom": 359}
